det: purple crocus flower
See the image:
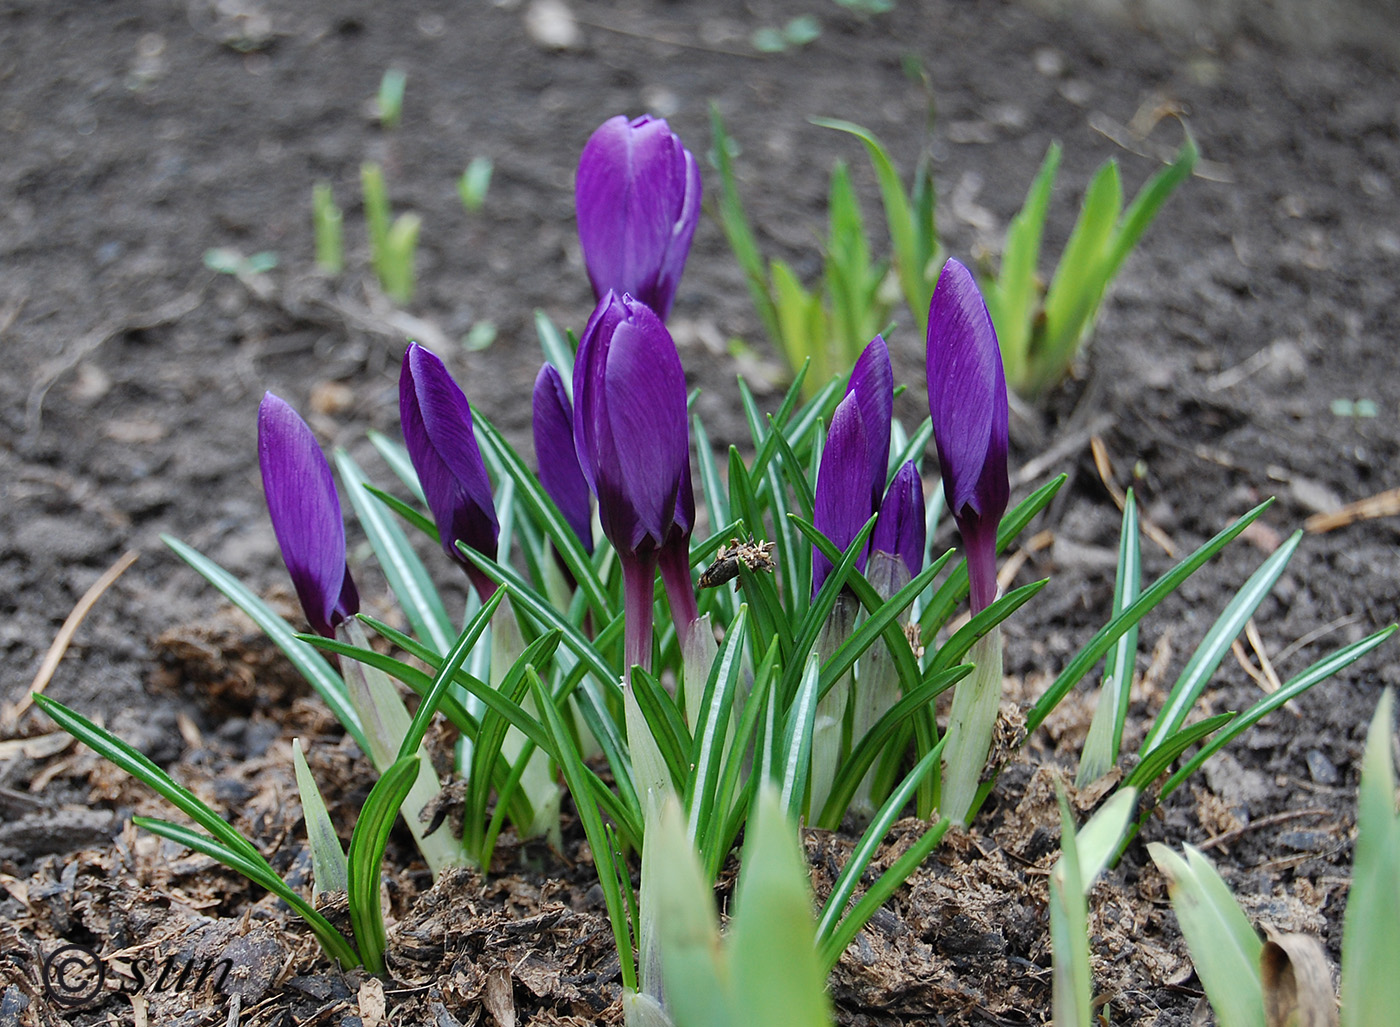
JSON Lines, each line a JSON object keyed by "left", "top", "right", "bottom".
{"left": 870, "top": 460, "right": 926, "bottom": 590}
{"left": 400, "top": 342, "right": 500, "bottom": 599}
{"left": 811, "top": 337, "right": 894, "bottom": 596}
{"left": 572, "top": 291, "right": 691, "bottom": 672}
{"left": 811, "top": 392, "right": 873, "bottom": 597}
{"left": 846, "top": 336, "right": 893, "bottom": 512}
{"left": 575, "top": 114, "right": 701, "bottom": 321}
{"left": 926, "top": 258, "right": 1009, "bottom": 613}
{"left": 532, "top": 363, "right": 593, "bottom": 555}
{"left": 258, "top": 393, "right": 360, "bottom": 637}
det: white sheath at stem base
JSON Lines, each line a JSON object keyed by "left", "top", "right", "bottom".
{"left": 940, "top": 628, "right": 1003, "bottom": 827}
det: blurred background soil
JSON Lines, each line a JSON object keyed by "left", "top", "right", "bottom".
{"left": 1, "top": 0, "right": 1398, "bottom": 1023}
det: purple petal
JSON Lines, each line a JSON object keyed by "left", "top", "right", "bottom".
{"left": 926, "top": 258, "right": 1009, "bottom": 531}
{"left": 575, "top": 115, "right": 702, "bottom": 320}
{"left": 812, "top": 393, "right": 873, "bottom": 596}
{"left": 400, "top": 344, "right": 499, "bottom": 585}
{"left": 533, "top": 363, "right": 593, "bottom": 553}
{"left": 573, "top": 293, "right": 689, "bottom": 556}
{"left": 846, "top": 335, "right": 893, "bottom": 509}
{"left": 258, "top": 393, "right": 358, "bottom": 636}
{"left": 871, "top": 461, "right": 926, "bottom": 583}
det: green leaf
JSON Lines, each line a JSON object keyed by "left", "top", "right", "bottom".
{"left": 1149, "top": 844, "right": 1264, "bottom": 1027}
{"left": 336, "top": 449, "right": 454, "bottom": 655}
{"left": 35, "top": 694, "right": 267, "bottom": 870}
{"left": 630, "top": 666, "right": 692, "bottom": 793}
{"left": 817, "top": 815, "right": 951, "bottom": 975}
{"left": 772, "top": 258, "right": 826, "bottom": 386}
{"left": 299, "top": 627, "right": 481, "bottom": 739}
{"left": 705, "top": 639, "right": 780, "bottom": 879}
{"left": 778, "top": 653, "right": 821, "bottom": 819}
{"left": 685, "top": 606, "right": 748, "bottom": 849}
{"left": 812, "top": 117, "right": 930, "bottom": 335}
{"left": 1157, "top": 628, "right": 1397, "bottom": 805}
{"left": 652, "top": 798, "right": 733, "bottom": 1027}
{"left": 923, "top": 577, "right": 1047, "bottom": 677}
{"left": 816, "top": 666, "right": 968, "bottom": 828}
{"left": 458, "top": 155, "right": 493, "bottom": 212}
{"left": 1125, "top": 713, "right": 1233, "bottom": 793}
{"left": 398, "top": 589, "right": 505, "bottom": 760}
{"left": 1050, "top": 790, "right": 1093, "bottom": 1027}
{"left": 347, "top": 754, "right": 421, "bottom": 975}
{"left": 991, "top": 142, "right": 1061, "bottom": 385}
{"left": 1072, "top": 787, "right": 1138, "bottom": 893}
{"left": 292, "top": 739, "right": 347, "bottom": 896}
{"left": 1025, "top": 499, "right": 1272, "bottom": 735}
{"left": 134, "top": 816, "right": 358, "bottom": 967}
{"left": 1104, "top": 136, "right": 1198, "bottom": 284}
{"left": 161, "top": 535, "right": 367, "bottom": 754}
{"left": 729, "top": 787, "right": 833, "bottom": 1027}
{"left": 1141, "top": 530, "right": 1303, "bottom": 756}
{"left": 1341, "top": 689, "right": 1400, "bottom": 1027}
{"left": 535, "top": 309, "right": 575, "bottom": 387}
{"left": 1078, "top": 489, "right": 1141, "bottom": 786}
{"left": 817, "top": 744, "right": 942, "bottom": 942}
{"left": 1036, "top": 159, "right": 1122, "bottom": 386}
{"left": 367, "top": 430, "right": 427, "bottom": 503}
{"left": 532, "top": 670, "right": 638, "bottom": 992}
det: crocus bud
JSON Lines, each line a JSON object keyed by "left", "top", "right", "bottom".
{"left": 532, "top": 363, "right": 593, "bottom": 554}
{"left": 927, "top": 258, "right": 1009, "bottom": 613}
{"left": 400, "top": 342, "right": 500, "bottom": 599}
{"left": 258, "top": 393, "right": 360, "bottom": 637}
{"left": 870, "top": 460, "right": 926, "bottom": 591}
{"left": 572, "top": 292, "right": 690, "bottom": 562}
{"left": 575, "top": 115, "right": 702, "bottom": 321}
{"left": 846, "top": 336, "right": 893, "bottom": 512}
{"left": 811, "top": 392, "right": 872, "bottom": 597}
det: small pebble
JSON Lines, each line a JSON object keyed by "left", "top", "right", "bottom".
{"left": 1305, "top": 749, "right": 1339, "bottom": 785}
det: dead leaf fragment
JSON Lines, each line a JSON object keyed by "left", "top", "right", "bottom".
{"left": 358, "top": 976, "right": 387, "bottom": 1027}
{"left": 484, "top": 966, "right": 517, "bottom": 1027}
{"left": 1261, "top": 929, "right": 1337, "bottom": 1027}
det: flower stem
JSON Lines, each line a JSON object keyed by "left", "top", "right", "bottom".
{"left": 622, "top": 550, "right": 660, "bottom": 681}
{"left": 659, "top": 541, "right": 699, "bottom": 652}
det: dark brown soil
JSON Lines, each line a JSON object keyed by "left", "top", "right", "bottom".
{"left": 3, "top": 1, "right": 1398, "bottom": 1024}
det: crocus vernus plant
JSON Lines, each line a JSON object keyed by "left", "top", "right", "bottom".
{"left": 258, "top": 392, "right": 361, "bottom": 639}
{"left": 927, "top": 257, "right": 1010, "bottom": 824}
{"left": 400, "top": 341, "right": 500, "bottom": 599}
{"left": 573, "top": 289, "right": 694, "bottom": 676}
{"left": 576, "top": 114, "right": 702, "bottom": 321}
{"left": 532, "top": 362, "right": 593, "bottom": 555}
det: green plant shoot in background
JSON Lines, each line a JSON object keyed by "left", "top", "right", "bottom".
{"left": 982, "top": 135, "right": 1198, "bottom": 397}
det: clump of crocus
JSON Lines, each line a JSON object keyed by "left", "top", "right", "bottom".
{"left": 573, "top": 291, "right": 694, "bottom": 675}
{"left": 258, "top": 392, "right": 361, "bottom": 638}
{"left": 532, "top": 363, "right": 594, "bottom": 555}
{"left": 927, "top": 257, "right": 1010, "bottom": 824}
{"left": 400, "top": 342, "right": 500, "bottom": 600}
{"left": 575, "top": 115, "right": 702, "bottom": 321}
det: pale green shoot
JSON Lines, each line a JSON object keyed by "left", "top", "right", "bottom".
{"left": 1340, "top": 689, "right": 1400, "bottom": 1027}
{"left": 312, "top": 181, "right": 344, "bottom": 273}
